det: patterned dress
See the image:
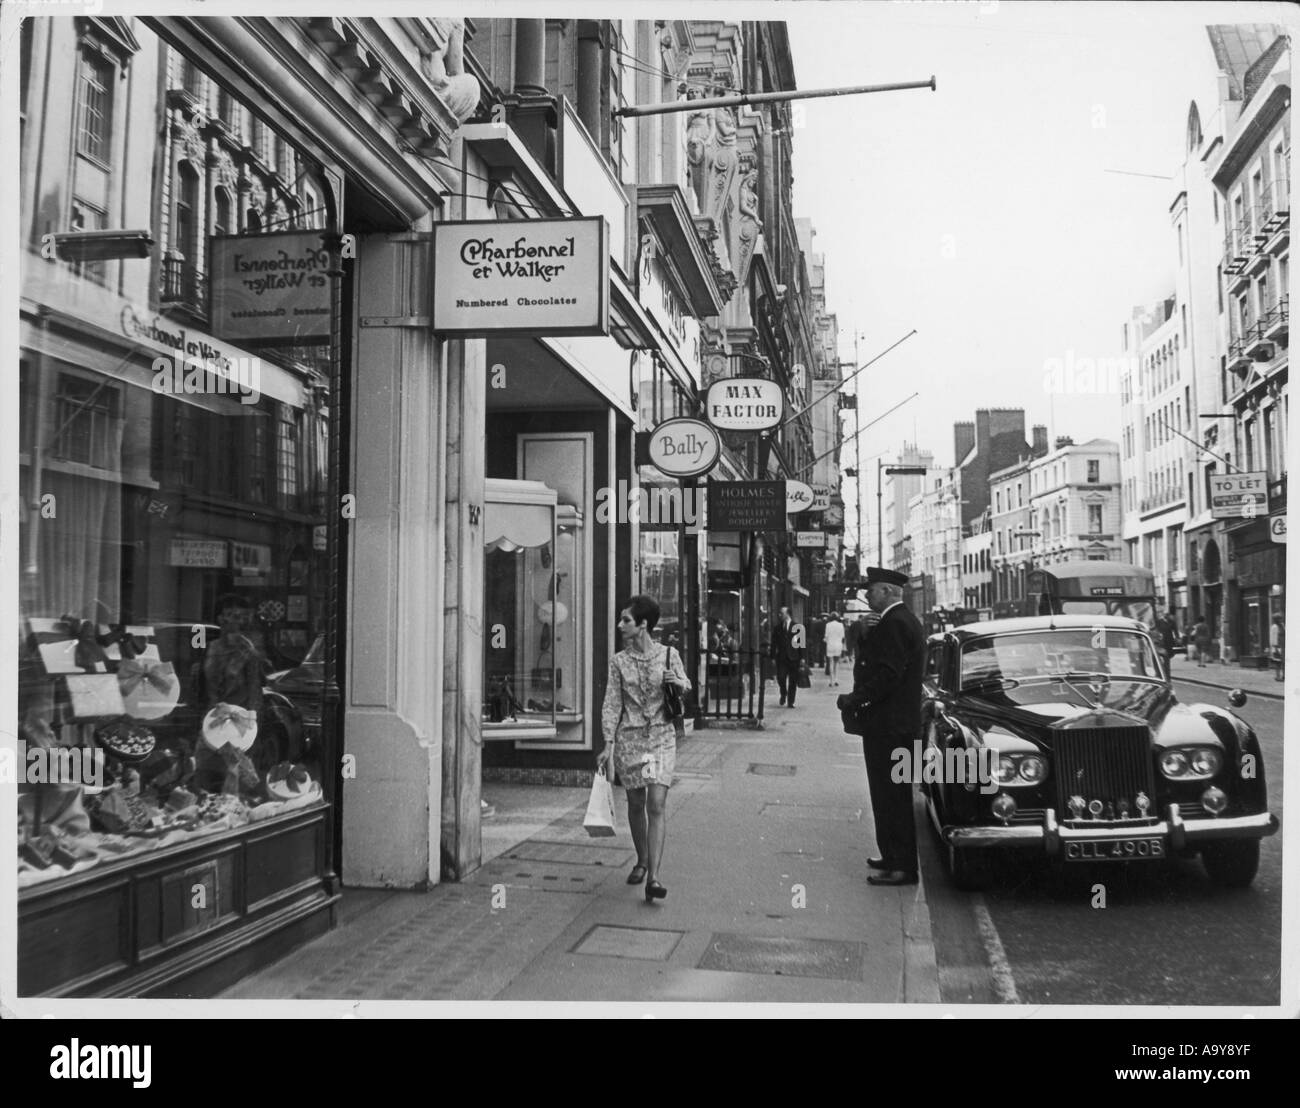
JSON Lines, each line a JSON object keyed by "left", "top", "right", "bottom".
{"left": 602, "top": 644, "right": 689, "bottom": 790}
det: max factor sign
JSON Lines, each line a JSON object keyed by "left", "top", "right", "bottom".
{"left": 647, "top": 419, "right": 721, "bottom": 479}
{"left": 706, "top": 378, "right": 784, "bottom": 431}
{"left": 433, "top": 217, "right": 609, "bottom": 336}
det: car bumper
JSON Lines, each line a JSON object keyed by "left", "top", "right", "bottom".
{"left": 946, "top": 805, "right": 1279, "bottom": 854}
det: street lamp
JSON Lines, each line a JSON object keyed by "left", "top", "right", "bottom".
{"left": 878, "top": 462, "right": 928, "bottom": 567}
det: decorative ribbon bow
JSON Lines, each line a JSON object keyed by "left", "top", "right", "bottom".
{"left": 208, "top": 703, "right": 257, "bottom": 738}
{"left": 117, "top": 658, "right": 176, "bottom": 696}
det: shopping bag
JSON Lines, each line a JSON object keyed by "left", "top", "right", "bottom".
{"left": 797, "top": 661, "right": 812, "bottom": 689}
{"left": 583, "top": 767, "right": 617, "bottom": 837}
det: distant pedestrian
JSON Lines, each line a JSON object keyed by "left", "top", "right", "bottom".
{"left": 1192, "top": 616, "right": 1211, "bottom": 667}
{"left": 597, "top": 594, "right": 691, "bottom": 903}
{"left": 770, "top": 606, "right": 805, "bottom": 707}
{"left": 1154, "top": 611, "right": 1177, "bottom": 678}
{"left": 823, "top": 611, "right": 846, "bottom": 687}
{"left": 1270, "top": 616, "right": 1284, "bottom": 682}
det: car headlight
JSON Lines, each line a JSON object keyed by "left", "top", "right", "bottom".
{"left": 1160, "top": 747, "right": 1222, "bottom": 780}
{"left": 1018, "top": 755, "right": 1048, "bottom": 783}
{"left": 994, "top": 752, "right": 1049, "bottom": 785}
{"left": 1160, "top": 749, "right": 1189, "bottom": 777}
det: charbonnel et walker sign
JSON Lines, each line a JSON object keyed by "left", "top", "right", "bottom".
{"left": 433, "top": 217, "right": 609, "bottom": 336}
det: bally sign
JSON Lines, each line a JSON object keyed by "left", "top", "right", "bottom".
{"left": 647, "top": 419, "right": 720, "bottom": 479}
{"left": 209, "top": 231, "right": 332, "bottom": 344}
{"left": 432, "top": 217, "right": 608, "bottom": 336}
{"left": 705, "top": 378, "right": 783, "bottom": 431}
{"left": 1209, "top": 471, "right": 1269, "bottom": 519}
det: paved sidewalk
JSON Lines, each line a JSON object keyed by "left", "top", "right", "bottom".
{"left": 1166, "top": 655, "right": 1287, "bottom": 699}
{"left": 219, "top": 677, "right": 939, "bottom": 1011}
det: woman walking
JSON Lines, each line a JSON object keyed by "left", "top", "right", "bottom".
{"left": 597, "top": 595, "right": 691, "bottom": 903}
{"left": 823, "top": 611, "right": 846, "bottom": 687}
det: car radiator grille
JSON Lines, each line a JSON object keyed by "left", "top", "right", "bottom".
{"left": 1054, "top": 726, "right": 1156, "bottom": 823}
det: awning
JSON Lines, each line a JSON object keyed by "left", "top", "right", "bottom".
{"left": 484, "top": 478, "right": 556, "bottom": 551}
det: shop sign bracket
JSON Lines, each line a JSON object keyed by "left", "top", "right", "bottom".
{"left": 359, "top": 315, "right": 431, "bottom": 328}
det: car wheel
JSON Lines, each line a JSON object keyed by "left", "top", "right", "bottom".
{"left": 1200, "top": 839, "right": 1260, "bottom": 888}
{"left": 946, "top": 838, "right": 991, "bottom": 891}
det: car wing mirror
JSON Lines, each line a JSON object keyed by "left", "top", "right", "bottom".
{"left": 1227, "top": 688, "right": 1248, "bottom": 708}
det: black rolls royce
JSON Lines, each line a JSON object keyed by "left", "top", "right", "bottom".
{"left": 919, "top": 615, "right": 1278, "bottom": 890}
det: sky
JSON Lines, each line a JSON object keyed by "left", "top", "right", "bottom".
{"left": 781, "top": 0, "right": 1290, "bottom": 555}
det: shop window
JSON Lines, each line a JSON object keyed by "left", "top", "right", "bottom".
{"left": 483, "top": 479, "right": 569, "bottom": 739}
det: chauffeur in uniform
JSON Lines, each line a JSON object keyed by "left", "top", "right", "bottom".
{"left": 837, "top": 567, "right": 926, "bottom": 886}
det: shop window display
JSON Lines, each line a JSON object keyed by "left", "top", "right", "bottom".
{"left": 482, "top": 481, "right": 586, "bottom": 738}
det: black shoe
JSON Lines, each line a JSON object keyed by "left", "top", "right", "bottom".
{"left": 645, "top": 879, "right": 667, "bottom": 903}
{"left": 627, "top": 864, "right": 647, "bottom": 885}
{"left": 778, "top": 699, "right": 786, "bottom": 707}
{"left": 867, "top": 870, "right": 919, "bottom": 886}
{"left": 866, "top": 856, "right": 888, "bottom": 870}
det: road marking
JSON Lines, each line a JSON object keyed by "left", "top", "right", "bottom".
{"left": 971, "top": 894, "right": 1020, "bottom": 1004}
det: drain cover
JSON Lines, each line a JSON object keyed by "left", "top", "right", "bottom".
{"left": 572, "top": 924, "right": 685, "bottom": 961}
{"left": 748, "top": 763, "right": 797, "bottom": 776}
{"left": 697, "top": 933, "right": 864, "bottom": 980}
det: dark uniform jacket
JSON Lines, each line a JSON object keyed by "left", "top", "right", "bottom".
{"left": 840, "top": 603, "right": 926, "bottom": 739}
{"left": 770, "top": 619, "right": 804, "bottom": 663}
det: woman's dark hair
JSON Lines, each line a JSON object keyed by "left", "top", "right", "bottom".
{"left": 214, "top": 593, "right": 253, "bottom": 621}
{"left": 621, "top": 594, "right": 660, "bottom": 632}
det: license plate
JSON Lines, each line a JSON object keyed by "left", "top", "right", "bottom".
{"left": 1064, "top": 837, "right": 1165, "bottom": 861}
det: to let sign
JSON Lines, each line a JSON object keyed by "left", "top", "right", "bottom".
{"left": 705, "top": 378, "right": 783, "bottom": 431}
{"left": 708, "top": 480, "right": 787, "bottom": 531}
{"left": 1209, "top": 471, "right": 1269, "bottom": 519}
{"left": 209, "top": 231, "right": 332, "bottom": 344}
{"left": 647, "top": 418, "right": 720, "bottom": 479}
{"left": 432, "top": 217, "right": 609, "bottom": 336}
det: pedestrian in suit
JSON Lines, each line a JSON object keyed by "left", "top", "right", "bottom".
{"left": 837, "top": 568, "right": 925, "bottom": 886}
{"left": 770, "top": 606, "right": 804, "bottom": 707}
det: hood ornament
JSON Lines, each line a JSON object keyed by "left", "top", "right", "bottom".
{"left": 1135, "top": 791, "right": 1150, "bottom": 816}
{"left": 1068, "top": 795, "right": 1086, "bottom": 819}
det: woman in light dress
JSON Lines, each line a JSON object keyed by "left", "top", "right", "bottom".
{"left": 823, "top": 611, "right": 846, "bottom": 687}
{"left": 597, "top": 595, "right": 691, "bottom": 903}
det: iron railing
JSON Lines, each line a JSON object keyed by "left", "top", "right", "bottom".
{"left": 696, "top": 648, "right": 766, "bottom": 725}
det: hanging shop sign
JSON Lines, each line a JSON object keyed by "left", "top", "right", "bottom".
{"left": 647, "top": 418, "right": 721, "bottom": 479}
{"left": 1209, "top": 471, "right": 1269, "bottom": 519}
{"left": 705, "top": 378, "right": 784, "bottom": 432}
{"left": 796, "top": 531, "right": 827, "bottom": 548}
{"left": 209, "top": 231, "right": 333, "bottom": 345}
{"left": 810, "top": 485, "right": 831, "bottom": 512}
{"left": 708, "top": 480, "right": 787, "bottom": 531}
{"left": 432, "top": 217, "right": 609, "bottom": 336}
{"left": 1270, "top": 514, "right": 1287, "bottom": 543}
{"left": 785, "top": 480, "right": 815, "bottom": 514}
{"left": 231, "top": 541, "right": 272, "bottom": 579}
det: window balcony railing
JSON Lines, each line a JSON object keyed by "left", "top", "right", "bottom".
{"left": 1244, "top": 320, "right": 1276, "bottom": 361}
{"left": 1260, "top": 177, "right": 1290, "bottom": 242}
{"left": 1262, "top": 296, "right": 1289, "bottom": 345}
{"left": 160, "top": 256, "right": 207, "bottom": 314}
{"left": 1227, "top": 331, "right": 1258, "bottom": 374}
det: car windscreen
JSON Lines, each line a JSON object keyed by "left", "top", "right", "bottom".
{"left": 960, "top": 628, "right": 1160, "bottom": 688}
